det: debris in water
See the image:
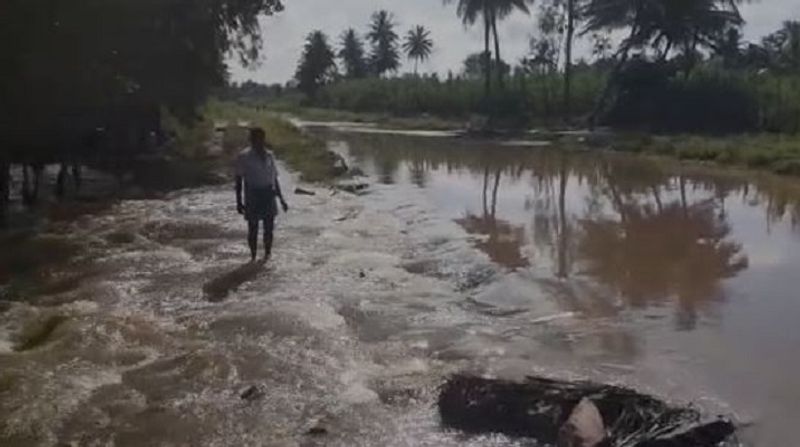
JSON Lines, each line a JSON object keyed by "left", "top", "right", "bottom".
{"left": 240, "top": 385, "right": 264, "bottom": 401}
{"left": 359, "top": 271, "right": 366, "bottom": 279}
{"left": 438, "top": 375, "right": 737, "bottom": 447}
{"left": 335, "top": 182, "right": 369, "bottom": 195}
{"left": 306, "top": 426, "right": 328, "bottom": 436}
{"left": 335, "top": 209, "right": 361, "bottom": 222}
{"left": 295, "top": 187, "right": 316, "bottom": 196}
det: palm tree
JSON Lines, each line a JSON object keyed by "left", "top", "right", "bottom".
{"left": 490, "top": 0, "right": 531, "bottom": 87}
{"left": 403, "top": 26, "right": 434, "bottom": 75}
{"left": 584, "top": 0, "right": 743, "bottom": 59}
{"left": 445, "top": 0, "right": 531, "bottom": 94}
{"left": 367, "top": 10, "right": 400, "bottom": 77}
{"left": 562, "top": 0, "right": 580, "bottom": 122}
{"left": 339, "top": 28, "right": 368, "bottom": 79}
{"left": 583, "top": 0, "right": 744, "bottom": 124}
{"left": 295, "top": 31, "right": 337, "bottom": 98}
{"left": 445, "top": 0, "right": 494, "bottom": 96}
{"left": 764, "top": 21, "right": 800, "bottom": 71}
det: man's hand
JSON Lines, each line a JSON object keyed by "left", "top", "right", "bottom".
{"left": 281, "top": 200, "right": 289, "bottom": 213}
{"left": 237, "top": 203, "right": 246, "bottom": 215}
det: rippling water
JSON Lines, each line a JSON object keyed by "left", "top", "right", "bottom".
{"left": 327, "top": 130, "right": 800, "bottom": 446}
{"left": 2, "top": 129, "right": 799, "bottom": 446}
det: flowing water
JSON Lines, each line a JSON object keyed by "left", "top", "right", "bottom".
{"left": 2, "top": 128, "right": 800, "bottom": 446}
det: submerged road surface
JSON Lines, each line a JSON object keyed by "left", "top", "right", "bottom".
{"left": 4, "top": 129, "right": 800, "bottom": 445}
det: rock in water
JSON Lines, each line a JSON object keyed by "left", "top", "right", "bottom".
{"left": 558, "top": 398, "right": 607, "bottom": 447}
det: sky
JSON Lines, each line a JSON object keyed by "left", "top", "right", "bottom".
{"left": 230, "top": 0, "right": 800, "bottom": 85}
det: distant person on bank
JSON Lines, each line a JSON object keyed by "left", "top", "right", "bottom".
{"left": 235, "top": 128, "right": 289, "bottom": 262}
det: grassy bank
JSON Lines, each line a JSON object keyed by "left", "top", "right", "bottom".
{"left": 204, "top": 101, "right": 344, "bottom": 182}
{"left": 609, "top": 133, "right": 800, "bottom": 177}
{"left": 259, "top": 103, "right": 800, "bottom": 179}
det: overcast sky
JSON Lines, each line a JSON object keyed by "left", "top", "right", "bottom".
{"left": 230, "top": 0, "right": 800, "bottom": 84}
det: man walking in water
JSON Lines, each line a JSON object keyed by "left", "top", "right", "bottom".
{"left": 235, "top": 127, "right": 289, "bottom": 262}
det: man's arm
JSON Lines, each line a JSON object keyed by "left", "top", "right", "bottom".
{"left": 274, "top": 175, "right": 289, "bottom": 212}
{"left": 235, "top": 175, "right": 245, "bottom": 214}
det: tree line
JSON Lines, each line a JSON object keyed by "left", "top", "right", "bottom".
{"left": 295, "top": 10, "right": 434, "bottom": 98}
{"left": 284, "top": 1, "right": 800, "bottom": 133}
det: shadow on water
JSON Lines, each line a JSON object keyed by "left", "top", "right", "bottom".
{"left": 202, "top": 261, "right": 267, "bottom": 302}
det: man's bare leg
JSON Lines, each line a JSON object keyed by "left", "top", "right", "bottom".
{"left": 247, "top": 219, "right": 259, "bottom": 262}
{"left": 262, "top": 217, "right": 275, "bottom": 262}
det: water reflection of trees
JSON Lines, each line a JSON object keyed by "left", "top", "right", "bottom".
{"left": 343, "top": 132, "right": 800, "bottom": 227}
{"left": 455, "top": 167, "right": 529, "bottom": 269}
{"left": 580, "top": 198, "right": 748, "bottom": 329}
{"left": 341, "top": 134, "right": 798, "bottom": 325}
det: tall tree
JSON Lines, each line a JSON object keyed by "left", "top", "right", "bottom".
{"left": 763, "top": 21, "right": 800, "bottom": 71}
{"left": 563, "top": 0, "right": 579, "bottom": 121}
{"left": 1, "top": 0, "right": 285, "bottom": 125}
{"left": 339, "top": 28, "right": 368, "bottom": 79}
{"left": 295, "top": 31, "right": 337, "bottom": 98}
{"left": 445, "top": 0, "right": 495, "bottom": 96}
{"left": 583, "top": 0, "right": 744, "bottom": 124}
{"left": 538, "top": 0, "right": 582, "bottom": 121}
{"left": 713, "top": 27, "right": 743, "bottom": 68}
{"left": 0, "top": 0, "right": 286, "bottom": 224}
{"left": 367, "top": 10, "right": 401, "bottom": 77}
{"left": 403, "top": 26, "right": 434, "bottom": 74}
{"left": 490, "top": 0, "right": 532, "bottom": 88}
{"left": 526, "top": 4, "right": 563, "bottom": 122}
{"left": 584, "top": 0, "right": 743, "bottom": 61}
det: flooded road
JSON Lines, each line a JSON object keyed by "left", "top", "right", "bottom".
{"left": 1, "top": 129, "right": 799, "bottom": 446}
{"left": 327, "top": 130, "right": 800, "bottom": 446}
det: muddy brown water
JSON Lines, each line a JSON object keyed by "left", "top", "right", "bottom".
{"left": 1, "top": 128, "right": 798, "bottom": 446}
{"left": 324, "top": 129, "right": 800, "bottom": 446}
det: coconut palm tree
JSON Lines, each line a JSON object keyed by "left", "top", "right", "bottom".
{"left": 445, "top": 0, "right": 532, "bottom": 93}
{"left": 444, "top": 0, "right": 494, "bottom": 96}
{"left": 489, "top": 0, "right": 531, "bottom": 87}
{"left": 403, "top": 25, "right": 434, "bottom": 75}
{"left": 339, "top": 28, "right": 368, "bottom": 79}
{"left": 584, "top": 0, "right": 743, "bottom": 59}
{"left": 367, "top": 10, "right": 400, "bottom": 77}
{"left": 583, "top": 0, "right": 744, "bottom": 124}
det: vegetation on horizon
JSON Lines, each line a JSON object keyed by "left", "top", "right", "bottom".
{"left": 242, "top": 4, "right": 800, "bottom": 136}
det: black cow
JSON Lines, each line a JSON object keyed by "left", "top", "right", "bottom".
{"left": 3, "top": 103, "right": 163, "bottom": 207}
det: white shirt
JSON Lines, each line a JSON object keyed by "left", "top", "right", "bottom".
{"left": 236, "top": 148, "right": 278, "bottom": 189}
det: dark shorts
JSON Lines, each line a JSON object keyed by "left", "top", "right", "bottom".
{"left": 245, "top": 188, "right": 277, "bottom": 221}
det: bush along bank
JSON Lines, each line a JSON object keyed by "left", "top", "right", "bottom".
{"left": 205, "top": 101, "right": 349, "bottom": 182}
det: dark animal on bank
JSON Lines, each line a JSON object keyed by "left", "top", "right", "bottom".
{"left": 2, "top": 103, "right": 163, "bottom": 208}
